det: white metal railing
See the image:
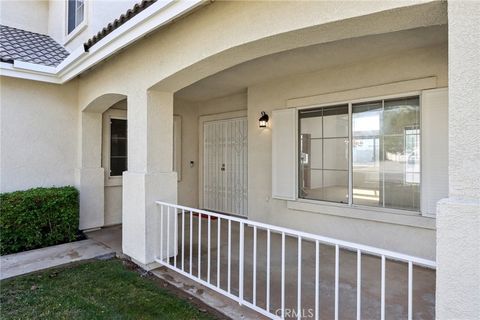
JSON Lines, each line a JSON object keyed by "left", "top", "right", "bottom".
{"left": 155, "top": 201, "right": 436, "bottom": 320}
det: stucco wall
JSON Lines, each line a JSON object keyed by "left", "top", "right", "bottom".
{"left": 0, "top": 0, "right": 49, "bottom": 34}
{"left": 0, "top": 77, "right": 78, "bottom": 192}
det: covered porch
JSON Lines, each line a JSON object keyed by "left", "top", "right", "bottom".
{"left": 76, "top": 1, "right": 479, "bottom": 319}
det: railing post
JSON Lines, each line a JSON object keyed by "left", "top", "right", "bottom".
{"left": 357, "top": 250, "right": 362, "bottom": 320}
{"left": 266, "top": 229, "right": 271, "bottom": 313}
{"left": 228, "top": 220, "right": 231, "bottom": 293}
{"left": 189, "top": 210, "right": 193, "bottom": 275}
{"left": 335, "top": 245, "right": 339, "bottom": 320}
{"left": 281, "top": 232, "right": 285, "bottom": 319}
{"left": 217, "top": 218, "right": 221, "bottom": 288}
{"left": 160, "top": 205, "right": 164, "bottom": 262}
{"left": 297, "top": 236, "right": 302, "bottom": 320}
{"left": 381, "top": 255, "right": 386, "bottom": 320}
{"left": 181, "top": 209, "right": 185, "bottom": 271}
{"left": 315, "top": 240, "right": 319, "bottom": 320}
{"left": 253, "top": 226, "right": 257, "bottom": 306}
{"left": 207, "top": 216, "right": 211, "bottom": 284}
{"left": 239, "top": 222, "right": 245, "bottom": 305}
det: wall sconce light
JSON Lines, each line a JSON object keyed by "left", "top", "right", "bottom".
{"left": 259, "top": 111, "right": 269, "bottom": 128}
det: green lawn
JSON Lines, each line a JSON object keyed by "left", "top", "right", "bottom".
{"left": 0, "top": 259, "right": 221, "bottom": 320}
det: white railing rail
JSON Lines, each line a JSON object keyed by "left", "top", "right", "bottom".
{"left": 155, "top": 201, "right": 435, "bottom": 320}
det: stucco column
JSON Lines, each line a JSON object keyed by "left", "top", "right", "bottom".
{"left": 436, "top": 1, "right": 480, "bottom": 319}
{"left": 122, "top": 90, "right": 177, "bottom": 268}
{"left": 75, "top": 111, "right": 105, "bottom": 230}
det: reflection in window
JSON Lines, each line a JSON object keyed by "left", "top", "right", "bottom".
{"left": 110, "top": 119, "right": 127, "bottom": 176}
{"left": 299, "top": 105, "right": 349, "bottom": 203}
{"left": 352, "top": 97, "right": 420, "bottom": 211}
{"left": 67, "top": 0, "right": 85, "bottom": 34}
{"left": 298, "top": 96, "right": 421, "bottom": 212}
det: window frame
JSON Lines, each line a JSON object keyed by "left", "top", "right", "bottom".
{"left": 296, "top": 91, "right": 422, "bottom": 215}
{"left": 103, "top": 109, "right": 127, "bottom": 186}
{"left": 64, "top": 0, "right": 88, "bottom": 44}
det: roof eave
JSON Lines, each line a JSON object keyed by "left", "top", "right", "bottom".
{"left": 0, "top": 0, "right": 207, "bottom": 84}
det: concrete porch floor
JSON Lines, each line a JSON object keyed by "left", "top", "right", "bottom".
{"left": 171, "top": 215, "right": 435, "bottom": 320}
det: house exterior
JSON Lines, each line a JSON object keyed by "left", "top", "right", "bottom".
{"left": 0, "top": 0, "right": 478, "bottom": 319}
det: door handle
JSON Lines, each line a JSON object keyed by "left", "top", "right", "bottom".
{"left": 221, "top": 164, "right": 225, "bottom": 171}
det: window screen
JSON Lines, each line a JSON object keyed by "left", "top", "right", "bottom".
{"left": 110, "top": 119, "right": 127, "bottom": 176}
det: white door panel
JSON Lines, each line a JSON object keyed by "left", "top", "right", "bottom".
{"left": 203, "top": 117, "right": 247, "bottom": 216}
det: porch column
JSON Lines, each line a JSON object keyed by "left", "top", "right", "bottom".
{"left": 76, "top": 111, "right": 104, "bottom": 230}
{"left": 436, "top": 1, "right": 480, "bottom": 319}
{"left": 122, "top": 89, "right": 177, "bottom": 268}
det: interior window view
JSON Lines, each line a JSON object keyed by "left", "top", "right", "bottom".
{"left": 110, "top": 119, "right": 127, "bottom": 177}
{"left": 299, "top": 96, "right": 420, "bottom": 211}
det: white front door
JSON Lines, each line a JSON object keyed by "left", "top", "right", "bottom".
{"left": 203, "top": 117, "right": 247, "bottom": 216}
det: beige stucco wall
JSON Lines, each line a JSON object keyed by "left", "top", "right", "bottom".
{"left": 0, "top": 77, "right": 78, "bottom": 192}
{"left": 0, "top": 0, "right": 49, "bottom": 34}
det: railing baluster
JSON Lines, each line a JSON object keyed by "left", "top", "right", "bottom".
{"left": 408, "top": 261, "right": 413, "bottom": 320}
{"left": 357, "top": 250, "right": 361, "bottom": 320}
{"left": 335, "top": 245, "right": 339, "bottom": 320}
{"left": 198, "top": 212, "right": 202, "bottom": 279}
{"left": 228, "top": 219, "right": 231, "bottom": 293}
{"left": 381, "top": 255, "right": 386, "bottom": 320}
{"left": 297, "top": 236, "right": 302, "bottom": 320}
{"left": 281, "top": 232, "right": 285, "bottom": 319}
{"left": 189, "top": 210, "right": 193, "bottom": 275}
{"left": 266, "top": 229, "right": 271, "bottom": 313}
{"left": 174, "top": 208, "right": 177, "bottom": 268}
{"left": 315, "top": 240, "right": 319, "bottom": 320}
{"left": 253, "top": 226, "right": 257, "bottom": 306}
{"left": 207, "top": 215, "right": 211, "bottom": 284}
{"left": 160, "top": 205, "right": 164, "bottom": 262}
{"left": 181, "top": 209, "right": 185, "bottom": 271}
{"left": 239, "top": 222, "right": 244, "bottom": 304}
{"left": 217, "top": 218, "right": 221, "bottom": 288}
{"left": 167, "top": 206, "right": 170, "bottom": 265}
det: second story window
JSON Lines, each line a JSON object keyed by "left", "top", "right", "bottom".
{"left": 67, "top": 0, "right": 85, "bottom": 34}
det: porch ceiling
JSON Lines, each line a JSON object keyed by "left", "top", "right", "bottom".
{"left": 175, "top": 25, "right": 447, "bottom": 102}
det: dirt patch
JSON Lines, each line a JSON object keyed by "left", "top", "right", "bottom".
{"left": 121, "top": 259, "right": 230, "bottom": 320}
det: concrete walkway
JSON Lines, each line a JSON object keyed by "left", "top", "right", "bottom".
{"left": 0, "top": 239, "right": 115, "bottom": 280}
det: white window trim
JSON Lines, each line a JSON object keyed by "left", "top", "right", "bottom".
{"left": 64, "top": 0, "right": 88, "bottom": 45}
{"left": 102, "top": 109, "right": 127, "bottom": 187}
{"left": 293, "top": 90, "right": 434, "bottom": 219}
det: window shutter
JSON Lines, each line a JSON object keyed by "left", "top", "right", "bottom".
{"left": 421, "top": 88, "right": 448, "bottom": 216}
{"left": 272, "top": 108, "right": 297, "bottom": 200}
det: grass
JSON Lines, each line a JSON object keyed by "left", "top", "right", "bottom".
{"left": 0, "top": 259, "right": 220, "bottom": 320}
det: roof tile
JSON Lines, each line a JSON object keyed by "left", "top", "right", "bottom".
{"left": 0, "top": 25, "right": 69, "bottom": 67}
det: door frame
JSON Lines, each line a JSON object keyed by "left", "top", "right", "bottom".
{"left": 198, "top": 110, "right": 247, "bottom": 214}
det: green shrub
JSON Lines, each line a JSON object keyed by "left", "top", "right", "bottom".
{"left": 0, "top": 186, "right": 80, "bottom": 255}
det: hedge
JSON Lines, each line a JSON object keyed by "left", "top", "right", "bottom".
{"left": 0, "top": 186, "right": 80, "bottom": 255}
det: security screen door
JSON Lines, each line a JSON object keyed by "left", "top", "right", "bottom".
{"left": 203, "top": 117, "right": 248, "bottom": 216}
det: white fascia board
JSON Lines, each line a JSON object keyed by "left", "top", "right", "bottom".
{"left": 59, "top": 0, "right": 205, "bottom": 82}
{"left": 0, "top": 0, "right": 205, "bottom": 84}
{"left": 0, "top": 62, "right": 61, "bottom": 84}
